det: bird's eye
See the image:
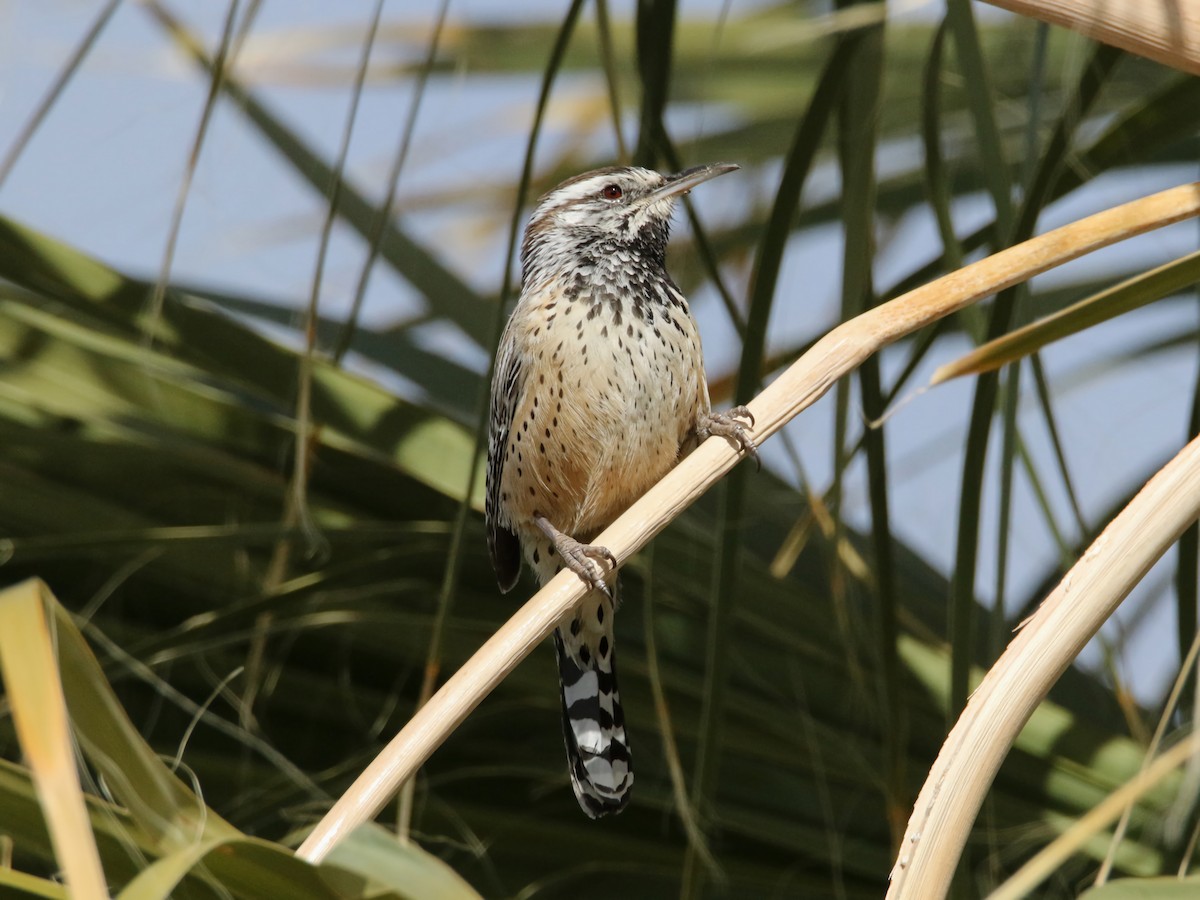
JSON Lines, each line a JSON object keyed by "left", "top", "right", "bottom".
{"left": 600, "top": 184, "right": 623, "bottom": 200}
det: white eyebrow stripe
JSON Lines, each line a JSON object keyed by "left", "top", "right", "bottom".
{"left": 539, "top": 177, "right": 612, "bottom": 209}
{"left": 533, "top": 169, "right": 663, "bottom": 217}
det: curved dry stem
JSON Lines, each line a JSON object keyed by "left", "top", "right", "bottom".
{"left": 887, "top": 441, "right": 1200, "bottom": 898}
{"left": 296, "top": 181, "right": 1200, "bottom": 864}
{"left": 983, "top": 0, "right": 1200, "bottom": 76}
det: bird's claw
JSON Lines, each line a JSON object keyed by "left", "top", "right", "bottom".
{"left": 564, "top": 541, "right": 616, "bottom": 598}
{"left": 699, "top": 406, "right": 760, "bottom": 470}
{"left": 726, "top": 404, "right": 755, "bottom": 428}
{"left": 535, "top": 516, "right": 616, "bottom": 597}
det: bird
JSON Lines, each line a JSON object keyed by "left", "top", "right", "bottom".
{"left": 485, "top": 162, "right": 757, "bottom": 818}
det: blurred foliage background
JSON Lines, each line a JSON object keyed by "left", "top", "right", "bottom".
{"left": 0, "top": 0, "right": 1199, "bottom": 897}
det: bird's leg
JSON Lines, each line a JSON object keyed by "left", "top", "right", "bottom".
{"left": 696, "top": 405, "right": 760, "bottom": 469}
{"left": 535, "top": 516, "right": 617, "bottom": 599}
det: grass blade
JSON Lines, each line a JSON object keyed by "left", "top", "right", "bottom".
{"left": 0, "top": 868, "right": 69, "bottom": 899}
{"left": 633, "top": 0, "right": 677, "bottom": 165}
{"left": 931, "top": 250, "right": 1200, "bottom": 384}
{"left": 835, "top": 3, "right": 906, "bottom": 844}
{"left": 0, "top": 579, "right": 107, "bottom": 899}
{"left": 948, "top": 41, "right": 1123, "bottom": 719}
{"left": 0, "top": 0, "right": 121, "bottom": 188}
{"left": 683, "top": 32, "right": 858, "bottom": 895}
{"left": 141, "top": 1, "right": 494, "bottom": 347}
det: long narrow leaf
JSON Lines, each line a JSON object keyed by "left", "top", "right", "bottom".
{"left": 932, "top": 250, "right": 1200, "bottom": 384}
{"left": 0, "top": 580, "right": 107, "bottom": 899}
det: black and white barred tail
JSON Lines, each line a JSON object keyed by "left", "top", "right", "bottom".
{"left": 552, "top": 597, "right": 632, "bottom": 817}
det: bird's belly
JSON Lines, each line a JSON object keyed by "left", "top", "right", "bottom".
{"left": 505, "top": 309, "right": 704, "bottom": 539}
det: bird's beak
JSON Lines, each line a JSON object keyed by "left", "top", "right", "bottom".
{"left": 646, "top": 162, "right": 739, "bottom": 202}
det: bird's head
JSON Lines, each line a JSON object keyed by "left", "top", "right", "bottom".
{"left": 520, "top": 163, "right": 737, "bottom": 288}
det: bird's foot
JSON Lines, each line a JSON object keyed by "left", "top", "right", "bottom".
{"left": 697, "top": 406, "right": 760, "bottom": 470}
{"left": 535, "top": 516, "right": 617, "bottom": 598}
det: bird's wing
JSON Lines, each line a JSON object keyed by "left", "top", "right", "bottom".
{"left": 486, "top": 320, "right": 524, "bottom": 592}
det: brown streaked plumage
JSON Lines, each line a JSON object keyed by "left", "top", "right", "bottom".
{"left": 485, "top": 163, "right": 756, "bottom": 817}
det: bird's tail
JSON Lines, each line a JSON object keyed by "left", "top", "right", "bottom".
{"left": 553, "top": 590, "right": 632, "bottom": 817}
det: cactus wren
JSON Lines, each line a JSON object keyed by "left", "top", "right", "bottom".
{"left": 485, "top": 163, "right": 756, "bottom": 817}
